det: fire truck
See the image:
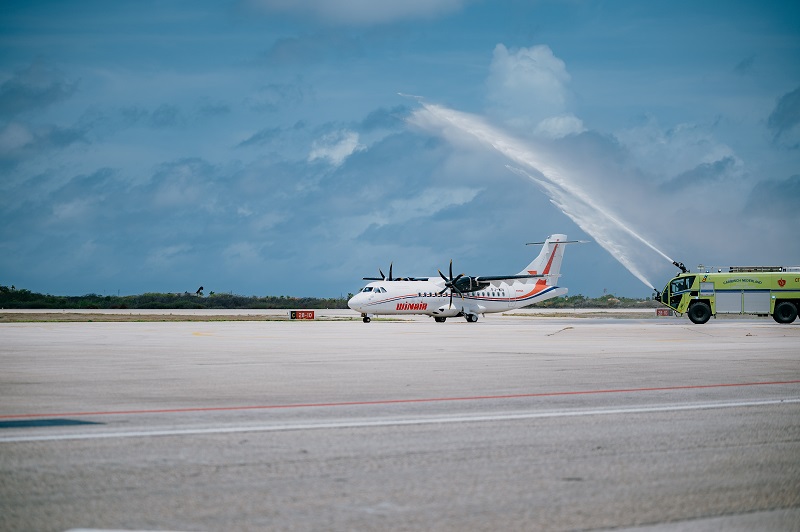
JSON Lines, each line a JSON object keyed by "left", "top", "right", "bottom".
{"left": 655, "top": 262, "right": 800, "bottom": 324}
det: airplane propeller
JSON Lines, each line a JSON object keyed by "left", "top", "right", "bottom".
{"left": 363, "top": 263, "right": 394, "bottom": 281}
{"left": 363, "top": 263, "right": 426, "bottom": 282}
{"left": 438, "top": 260, "right": 465, "bottom": 307}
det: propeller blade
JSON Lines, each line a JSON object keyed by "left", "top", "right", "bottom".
{"left": 388, "top": 263, "right": 393, "bottom": 281}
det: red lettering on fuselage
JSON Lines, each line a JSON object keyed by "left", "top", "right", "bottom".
{"left": 396, "top": 302, "right": 428, "bottom": 311}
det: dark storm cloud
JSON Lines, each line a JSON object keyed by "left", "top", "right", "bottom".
{"left": 0, "top": 123, "right": 88, "bottom": 170}
{"left": 149, "top": 104, "right": 184, "bottom": 128}
{"left": 196, "top": 102, "right": 231, "bottom": 118}
{"left": 659, "top": 156, "right": 738, "bottom": 191}
{"left": 0, "top": 61, "right": 77, "bottom": 117}
{"left": 359, "top": 105, "right": 410, "bottom": 132}
{"left": 767, "top": 86, "right": 800, "bottom": 142}
{"left": 733, "top": 55, "right": 755, "bottom": 76}
{"left": 745, "top": 174, "right": 800, "bottom": 219}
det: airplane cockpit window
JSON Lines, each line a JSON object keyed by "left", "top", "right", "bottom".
{"left": 361, "top": 286, "right": 373, "bottom": 292}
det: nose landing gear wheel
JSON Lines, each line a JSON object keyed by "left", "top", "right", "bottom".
{"left": 362, "top": 316, "right": 371, "bottom": 323}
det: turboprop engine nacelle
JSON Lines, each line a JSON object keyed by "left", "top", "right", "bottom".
{"left": 455, "top": 276, "right": 490, "bottom": 293}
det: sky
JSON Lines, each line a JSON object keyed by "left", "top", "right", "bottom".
{"left": 1, "top": 0, "right": 799, "bottom": 299}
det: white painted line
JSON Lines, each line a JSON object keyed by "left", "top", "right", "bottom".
{"left": 2, "top": 398, "right": 798, "bottom": 443}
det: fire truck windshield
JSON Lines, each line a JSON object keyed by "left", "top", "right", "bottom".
{"left": 670, "top": 276, "right": 694, "bottom": 294}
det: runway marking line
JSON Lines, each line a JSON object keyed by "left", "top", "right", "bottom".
{"left": 1, "top": 380, "right": 799, "bottom": 420}
{"left": 2, "top": 398, "right": 800, "bottom": 443}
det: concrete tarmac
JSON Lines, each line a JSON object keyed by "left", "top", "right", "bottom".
{"left": 1, "top": 311, "right": 799, "bottom": 531}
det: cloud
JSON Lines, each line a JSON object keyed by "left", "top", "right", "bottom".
{"left": 308, "top": 129, "right": 364, "bottom": 166}
{"left": 236, "top": 121, "right": 307, "bottom": 151}
{"left": 486, "top": 44, "right": 579, "bottom": 137}
{"left": 615, "top": 116, "right": 740, "bottom": 182}
{"left": 245, "top": 82, "right": 307, "bottom": 112}
{"left": 659, "top": 156, "right": 741, "bottom": 191}
{"left": 196, "top": 101, "right": 231, "bottom": 118}
{"left": 149, "top": 104, "right": 184, "bottom": 128}
{"left": 145, "top": 244, "right": 194, "bottom": 268}
{"left": 767, "top": 86, "right": 800, "bottom": 145}
{"left": 247, "top": 0, "right": 466, "bottom": 26}
{"left": 733, "top": 54, "right": 756, "bottom": 76}
{"left": 0, "top": 60, "right": 77, "bottom": 117}
{"left": 145, "top": 158, "right": 221, "bottom": 211}
{"left": 360, "top": 105, "right": 410, "bottom": 132}
{"left": 0, "top": 121, "right": 87, "bottom": 168}
{"left": 534, "top": 114, "right": 586, "bottom": 139}
{"left": 745, "top": 174, "right": 800, "bottom": 219}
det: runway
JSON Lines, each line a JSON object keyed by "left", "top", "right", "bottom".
{"left": 1, "top": 312, "right": 799, "bottom": 531}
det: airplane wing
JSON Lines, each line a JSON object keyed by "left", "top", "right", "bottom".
{"left": 362, "top": 263, "right": 429, "bottom": 281}
{"left": 474, "top": 274, "right": 544, "bottom": 281}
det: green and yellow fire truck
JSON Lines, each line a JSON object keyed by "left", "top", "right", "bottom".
{"left": 656, "top": 263, "right": 800, "bottom": 324}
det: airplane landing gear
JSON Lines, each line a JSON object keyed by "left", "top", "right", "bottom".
{"left": 434, "top": 317, "right": 446, "bottom": 323}
{"left": 465, "top": 314, "right": 478, "bottom": 323}
{"left": 362, "top": 316, "right": 371, "bottom": 323}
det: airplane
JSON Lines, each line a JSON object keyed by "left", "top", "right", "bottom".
{"left": 348, "top": 234, "right": 576, "bottom": 323}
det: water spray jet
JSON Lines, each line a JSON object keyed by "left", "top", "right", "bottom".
{"left": 410, "top": 101, "right": 680, "bottom": 291}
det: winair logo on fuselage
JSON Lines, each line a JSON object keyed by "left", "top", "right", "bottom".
{"left": 396, "top": 302, "right": 427, "bottom": 311}
{"left": 723, "top": 278, "right": 762, "bottom": 285}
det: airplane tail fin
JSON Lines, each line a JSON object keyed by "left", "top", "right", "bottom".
{"left": 519, "top": 234, "right": 569, "bottom": 280}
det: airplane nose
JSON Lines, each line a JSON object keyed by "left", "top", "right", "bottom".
{"left": 347, "top": 294, "right": 360, "bottom": 311}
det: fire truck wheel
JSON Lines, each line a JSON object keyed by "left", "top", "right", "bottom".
{"left": 773, "top": 301, "right": 798, "bottom": 324}
{"left": 688, "top": 301, "right": 712, "bottom": 324}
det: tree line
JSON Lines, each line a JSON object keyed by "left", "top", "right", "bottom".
{"left": 0, "top": 285, "right": 658, "bottom": 310}
{"left": 0, "top": 286, "right": 350, "bottom": 310}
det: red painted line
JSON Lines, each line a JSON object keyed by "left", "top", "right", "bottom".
{"left": 2, "top": 380, "right": 799, "bottom": 420}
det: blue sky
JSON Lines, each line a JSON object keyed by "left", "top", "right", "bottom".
{"left": 1, "top": 0, "right": 799, "bottom": 298}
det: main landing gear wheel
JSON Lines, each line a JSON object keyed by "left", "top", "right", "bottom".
{"left": 434, "top": 317, "right": 446, "bottom": 323}
{"left": 466, "top": 314, "right": 478, "bottom": 323}
{"left": 687, "top": 301, "right": 712, "bottom": 324}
